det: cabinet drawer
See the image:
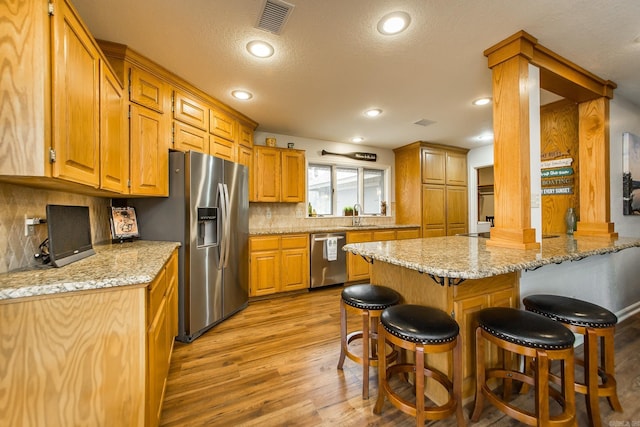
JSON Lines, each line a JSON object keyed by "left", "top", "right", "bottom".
{"left": 210, "top": 109, "right": 236, "bottom": 141}
{"left": 173, "top": 121, "right": 207, "bottom": 153}
{"left": 372, "top": 230, "right": 396, "bottom": 241}
{"left": 173, "top": 90, "right": 207, "bottom": 130}
{"left": 396, "top": 228, "right": 421, "bottom": 239}
{"left": 239, "top": 124, "right": 253, "bottom": 148}
{"left": 281, "top": 234, "right": 307, "bottom": 249}
{"left": 250, "top": 236, "right": 280, "bottom": 252}
{"left": 347, "top": 231, "right": 372, "bottom": 243}
{"left": 130, "top": 67, "right": 165, "bottom": 113}
{"left": 148, "top": 267, "right": 167, "bottom": 326}
{"left": 210, "top": 135, "right": 234, "bottom": 161}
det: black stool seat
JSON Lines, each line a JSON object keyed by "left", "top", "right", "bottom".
{"left": 477, "top": 307, "right": 575, "bottom": 349}
{"left": 523, "top": 294, "right": 618, "bottom": 328}
{"left": 341, "top": 284, "right": 401, "bottom": 310}
{"left": 381, "top": 304, "right": 459, "bottom": 344}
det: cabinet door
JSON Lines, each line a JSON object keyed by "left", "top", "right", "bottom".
{"left": 372, "top": 230, "right": 396, "bottom": 241}
{"left": 446, "top": 186, "right": 468, "bottom": 236}
{"left": 130, "top": 67, "right": 165, "bottom": 113}
{"left": 281, "top": 248, "right": 309, "bottom": 291}
{"left": 173, "top": 121, "right": 207, "bottom": 153}
{"left": 396, "top": 228, "right": 421, "bottom": 239}
{"left": 253, "top": 147, "right": 281, "bottom": 202}
{"left": 347, "top": 231, "right": 373, "bottom": 282}
{"left": 210, "top": 109, "right": 236, "bottom": 141}
{"left": 165, "top": 251, "right": 179, "bottom": 341}
{"left": 446, "top": 151, "right": 468, "bottom": 186}
{"left": 281, "top": 150, "right": 305, "bottom": 202}
{"left": 147, "top": 297, "right": 168, "bottom": 427}
{"left": 237, "top": 146, "right": 252, "bottom": 168}
{"left": 129, "top": 104, "right": 169, "bottom": 196}
{"left": 422, "top": 185, "right": 446, "bottom": 237}
{"left": 173, "top": 90, "right": 207, "bottom": 130}
{"left": 210, "top": 135, "right": 235, "bottom": 161}
{"left": 51, "top": 0, "right": 100, "bottom": 187}
{"left": 249, "top": 250, "right": 280, "bottom": 296}
{"left": 239, "top": 124, "right": 254, "bottom": 148}
{"left": 100, "top": 63, "right": 128, "bottom": 193}
{"left": 421, "top": 148, "right": 446, "bottom": 185}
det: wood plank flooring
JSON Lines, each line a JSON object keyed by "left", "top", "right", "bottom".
{"left": 160, "top": 286, "right": 640, "bottom": 426}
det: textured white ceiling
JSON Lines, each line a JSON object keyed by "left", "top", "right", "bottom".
{"left": 72, "top": 0, "right": 640, "bottom": 150}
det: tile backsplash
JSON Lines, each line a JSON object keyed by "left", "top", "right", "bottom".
{"left": 0, "top": 183, "right": 111, "bottom": 273}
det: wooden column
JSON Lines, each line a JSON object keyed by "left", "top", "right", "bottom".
{"left": 575, "top": 97, "right": 618, "bottom": 238}
{"left": 484, "top": 32, "right": 540, "bottom": 249}
{"left": 484, "top": 30, "right": 618, "bottom": 247}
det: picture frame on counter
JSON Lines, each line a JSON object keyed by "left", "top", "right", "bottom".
{"left": 109, "top": 206, "right": 140, "bottom": 240}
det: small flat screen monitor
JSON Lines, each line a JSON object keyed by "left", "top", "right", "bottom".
{"left": 46, "top": 204, "right": 95, "bottom": 267}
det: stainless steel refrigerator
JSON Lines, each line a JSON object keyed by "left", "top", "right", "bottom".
{"left": 131, "top": 151, "right": 248, "bottom": 342}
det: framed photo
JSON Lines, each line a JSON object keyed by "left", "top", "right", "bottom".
{"left": 623, "top": 132, "right": 640, "bottom": 215}
{"left": 109, "top": 206, "right": 140, "bottom": 239}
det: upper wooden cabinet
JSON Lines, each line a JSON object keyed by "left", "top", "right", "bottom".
{"left": 210, "top": 109, "right": 236, "bottom": 142}
{"left": 100, "top": 64, "right": 128, "bottom": 193}
{"left": 173, "top": 90, "right": 208, "bottom": 130}
{"left": 421, "top": 148, "right": 446, "bottom": 185}
{"left": 252, "top": 146, "right": 305, "bottom": 203}
{"left": 129, "top": 104, "right": 169, "bottom": 196}
{"left": 239, "top": 124, "right": 254, "bottom": 148}
{"left": 446, "top": 151, "right": 468, "bottom": 186}
{"left": 130, "top": 67, "right": 166, "bottom": 113}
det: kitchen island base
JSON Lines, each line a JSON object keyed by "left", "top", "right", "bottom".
{"left": 370, "top": 261, "right": 519, "bottom": 403}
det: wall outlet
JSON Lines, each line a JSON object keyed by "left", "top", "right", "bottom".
{"left": 266, "top": 207, "right": 272, "bottom": 219}
{"left": 531, "top": 193, "right": 541, "bottom": 208}
{"left": 295, "top": 208, "right": 303, "bottom": 218}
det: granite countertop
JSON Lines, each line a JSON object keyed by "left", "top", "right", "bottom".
{"left": 0, "top": 240, "right": 180, "bottom": 301}
{"left": 343, "top": 234, "right": 640, "bottom": 279}
{"left": 249, "top": 223, "right": 420, "bottom": 236}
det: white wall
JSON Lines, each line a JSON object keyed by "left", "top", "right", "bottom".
{"left": 467, "top": 95, "right": 640, "bottom": 317}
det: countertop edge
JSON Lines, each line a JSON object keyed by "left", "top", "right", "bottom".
{"left": 249, "top": 224, "right": 421, "bottom": 236}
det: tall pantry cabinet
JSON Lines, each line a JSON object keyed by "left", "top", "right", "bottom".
{"left": 395, "top": 142, "right": 469, "bottom": 237}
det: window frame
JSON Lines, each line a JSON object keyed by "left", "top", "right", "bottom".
{"left": 307, "top": 161, "right": 390, "bottom": 217}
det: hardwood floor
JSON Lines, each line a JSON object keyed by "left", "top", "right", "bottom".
{"left": 160, "top": 286, "right": 640, "bottom": 426}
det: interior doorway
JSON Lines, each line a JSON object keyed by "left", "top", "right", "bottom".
{"left": 478, "top": 166, "right": 494, "bottom": 229}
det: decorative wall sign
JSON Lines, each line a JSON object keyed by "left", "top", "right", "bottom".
{"left": 623, "top": 132, "right": 640, "bottom": 215}
{"left": 542, "top": 187, "right": 574, "bottom": 195}
{"left": 321, "top": 149, "right": 377, "bottom": 161}
{"left": 541, "top": 157, "right": 573, "bottom": 169}
{"left": 542, "top": 177, "right": 574, "bottom": 187}
{"left": 541, "top": 167, "right": 574, "bottom": 178}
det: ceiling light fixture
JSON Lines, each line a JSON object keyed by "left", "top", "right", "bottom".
{"left": 476, "top": 133, "right": 493, "bottom": 142}
{"left": 364, "top": 108, "right": 382, "bottom": 117}
{"left": 472, "top": 97, "right": 492, "bottom": 106}
{"left": 231, "top": 90, "right": 253, "bottom": 100}
{"left": 351, "top": 137, "right": 364, "bottom": 143}
{"left": 246, "top": 40, "right": 274, "bottom": 58}
{"left": 377, "top": 11, "right": 411, "bottom": 35}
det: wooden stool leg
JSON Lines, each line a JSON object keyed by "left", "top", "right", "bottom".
{"left": 337, "top": 301, "right": 347, "bottom": 369}
{"left": 585, "top": 328, "right": 602, "bottom": 427}
{"left": 453, "top": 337, "right": 465, "bottom": 426}
{"left": 502, "top": 348, "right": 514, "bottom": 401}
{"left": 535, "top": 350, "right": 550, "bottom": 426}
{"left": 471, "top": 328, "right": 486, "bottom": 422}
{"left": 370, "top": 316, "right": 378, "bottom": 359}
{"left": 415, "top": 346, "right": 425, "bottom": 427}
{"left": 362, "top": 310, "right": 370, "bottom": 399}
{"left": 373, "top": 321, "right": 386, "bottom": 414}
{"left": 603, "top": 329, "right": 623, "bottom": 412}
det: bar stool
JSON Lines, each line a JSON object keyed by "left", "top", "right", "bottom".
{"left": 337, "top": 284, "right": 401, "bottom": 399}
{"left": 523, "top": 294, "right": 623, "bottom": 426}
{"left": 471, "top": 307, "right": 576, "bottom": 426}
{"left": 373, "top": 304, "right": 464, "bottom": 426}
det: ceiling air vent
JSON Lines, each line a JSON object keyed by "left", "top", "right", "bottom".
{"left": 256, "top": 0, "right": 295, "bottom": 35}
{"left": 414, "top": 119, "right": 436, "bottom": 127}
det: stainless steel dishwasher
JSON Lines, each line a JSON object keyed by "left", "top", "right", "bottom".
{"left": 310, "top": 232, "right": 347, "bottom": 288}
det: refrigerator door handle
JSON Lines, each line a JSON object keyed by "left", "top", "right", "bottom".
{"left": 222, "top": 183, "right": 231, "bottom": 268}
{"left": 217, "top": 182, "right": 227, "bottom": 270}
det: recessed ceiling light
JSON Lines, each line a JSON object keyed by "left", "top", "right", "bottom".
{"left": 472, "top": 97, "right": 492, "bottom": 106}
{"left": 364, "top": 108, "right": 382, "bottom": 117}
{"left": 351, "top": 137, "right": 364, "bottom": 143}
{"left": 246, "top": 40, "right": 274, "bottom": 58}
{"left": 377, "top": 11, "right": 411, "bottom": 35}
{"left": 476, "top": 133, "right": 493, "bottom": 142}
{"left": 232, "top": 90, "right": 253, "bottom": 100}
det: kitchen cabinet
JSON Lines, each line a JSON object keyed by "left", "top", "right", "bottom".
{"left": 210, "top": 134, "right": 235, "bottom": 161}
{"left": 147, "top": 249, "right": 179, "bottom": 427}
{"left": 100, "top": 60, "right": 128, "bottom": 193}
{"left": 346, "top": 227, "right": 421, "bottom": 282}
{"left": 172, "top": 89, "right": 208, "bottom": 154}
{"left": 129, "top": 103, "right": 169, "bottom": 196}
{"left": 210, "top": 108, "right": 237, "bottom": 142}
{"left": 252, "top": 146, "right": 306, "bottom": 202}
{"left": 237, "top": 145, "right": 253, "bottom": 168}
{"left": 0, "top": 246, "right": 178, "bottom": 427}
{"left": 396, "top": 142, "right": 469, "bottom": 237}
{"left": 249, "top": 234, "right": 309, "bottom": 297}
{"left": 173, "top": 121, "right": 208, "bottom": 153}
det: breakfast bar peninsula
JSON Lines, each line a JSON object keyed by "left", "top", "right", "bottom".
{"left": 343, "top": 234, "right": 640, "bottom": 400}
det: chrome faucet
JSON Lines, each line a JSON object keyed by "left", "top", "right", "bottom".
{"left": 352, "top": 203, "right": 362, "bottom": 226}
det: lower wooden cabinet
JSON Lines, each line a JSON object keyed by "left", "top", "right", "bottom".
{"left": 147, "top": 249, "right": 179, "bottom": 427}
{"left": 249, "top": 234, "right": 309, "bottom": 297}
{"left": 346, "top": 228, "right": 421, "bottom": 282}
